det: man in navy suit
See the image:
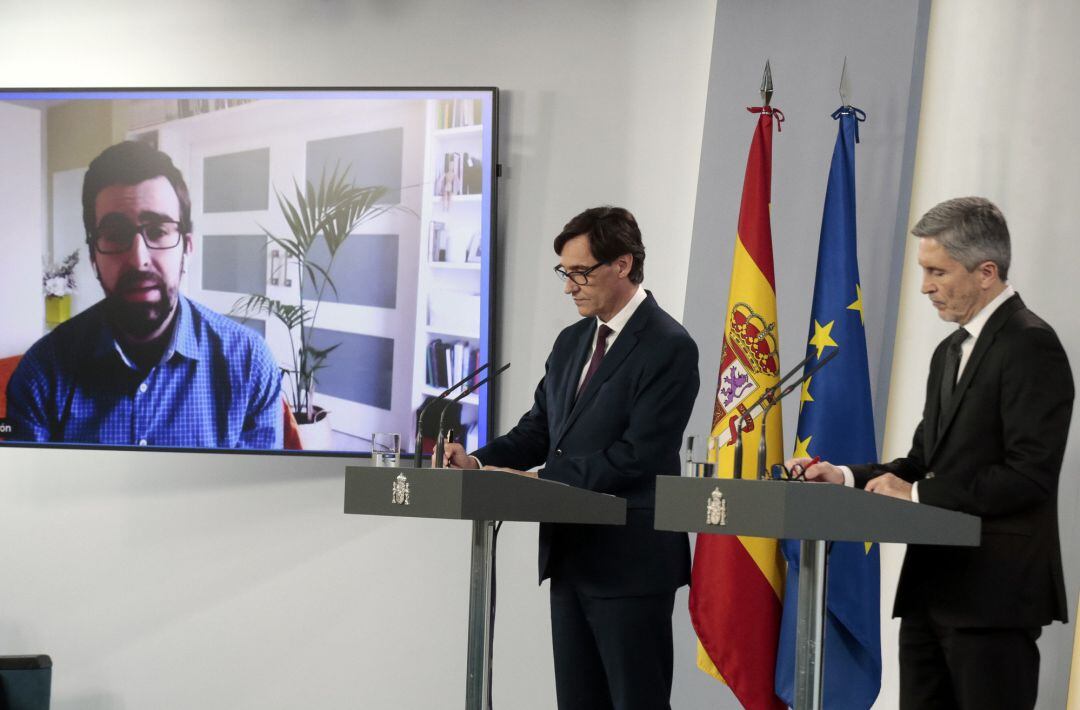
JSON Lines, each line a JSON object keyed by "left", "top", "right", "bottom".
{"left": 445, "top": 206, "right": 698, "bottom": 710}
{"left": 790, "top": 197, "right": 1073, "bottom": 710}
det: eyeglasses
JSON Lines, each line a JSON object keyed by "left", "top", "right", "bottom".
{"left": 90, "top": 220, "right": 183, "bottom": 255}
{"left": 553, "top": 261, "right": 610, "bottom": 286}
{"left": 770, "top": 462, "right": 808, "bottom": 482}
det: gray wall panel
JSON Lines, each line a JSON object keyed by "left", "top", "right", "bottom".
{"left": 302, "top": 233, "right": 398, "bottom": 309}
{"left": 677, "top": 3, "right": 930, "bottom": 707}
{"left": 306, "top": 128, "right": 403, "bottom": 205}
{"left": 202, "top": 234, "right": 267, "bottom": 296}
{"left": 203, "top": 148, "right": 270, "bottom": 213}
{"left": 310, "top": 327, "right": 394, "bottom": 410}
{"left": 683, "top": 0, "right": 931, "bottom": 460}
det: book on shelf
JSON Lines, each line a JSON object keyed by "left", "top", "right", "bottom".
{"left": 176, "top": 97, "right": 254, "bottom": 119}
{"left": 435, "top": 99, "right": 484, "bottom": 130}
{"left": 465, "top": 231, "right": 482, "bottom": 263}
{"left": 429, "top": 222, "right": 477, "bottom": 264}
{"left": 429, "top": 221, "right": 447, "bottom": 261}
{"left": 434, "top": 152, "right": 483, "bottom": 199}
{"left": 426, "top": 338, "right": 483, "bottom": 389}
{"left": 461, "top": 153, "right": 483, "bottom": 195}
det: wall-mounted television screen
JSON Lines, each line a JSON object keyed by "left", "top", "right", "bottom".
{"left": 0, "top": 87, "right": 498, "bottom": 456}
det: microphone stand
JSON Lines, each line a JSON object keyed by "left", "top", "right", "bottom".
{"left": 750, "top": 348, "right": 840, "bottom": 479}
{"left": 733, "top": 417, "right": 747, "bottom": 479}
{"left": 415, "top": 363, "right": 491, "bottom": 468}
{"left": 728, "top": 353, "right": 814, "bottom": 478}
{"left": 757, "top": 409, "right": 770, "bottom": 481}
{"left": 435, "top": 363, "right": 511, "bottom": 468}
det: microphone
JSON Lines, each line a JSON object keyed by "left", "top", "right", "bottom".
{"left": 772, "top": 348, "right": 839, "bottom": 403}
{"left": 729, "top": 352, "right": 815, "bottom": 478}
{"left": 414, "top": 362, "right": 491, "bottom": 468}
{"left": 752, "top": 348, "right": 840, "bottom": 480}
{"left": 435, "top": 363, "right": 511, "bottom": 468}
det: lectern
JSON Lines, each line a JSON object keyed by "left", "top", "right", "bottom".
{"left": 654, "top": 477, "right": 980, "bottom": 710}
{"left": 344, "top": 465, "right": 626, "bottom": 709}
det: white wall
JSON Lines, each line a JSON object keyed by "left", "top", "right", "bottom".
{"left": 0, "top": 448, "right": 475, "bottom": 709}
{"left": 0, "top": 1, "right": 716, "bottom": 708}
{"left": 0, "top": 102, "right": 44, "bottom": 356}
{"left": 683, "top": 0, "right": 930, "bottom": 463}
{"left": 883, "top": 1, "right": 1080, "bottom": 707}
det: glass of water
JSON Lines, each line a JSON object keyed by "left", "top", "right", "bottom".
{"left": 371, "top": 432, "right": 400, "bottom": 467}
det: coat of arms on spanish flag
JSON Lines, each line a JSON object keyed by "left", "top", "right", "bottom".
{"left": 689, "top": 101, "right": 787, "bottom": 710}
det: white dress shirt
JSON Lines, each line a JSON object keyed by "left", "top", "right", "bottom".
{"left": 954, "top": 284, "right": 1015, "bottom": 380}
{"left": 576, "top": 285, "right": 647, "bottom": 390}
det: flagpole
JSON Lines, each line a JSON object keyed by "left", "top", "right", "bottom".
{"left": 775, "top": 57, "right": 881, "bottom": 710}
{"left": 689, "top": 59, "right": 788, "bottom": 710}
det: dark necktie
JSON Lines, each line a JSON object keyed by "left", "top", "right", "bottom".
{"left": 576, "top": 324, "right": 613, "bottom": 400}
{"left": 939, "top": 327, "right": 969, "bottom": 418}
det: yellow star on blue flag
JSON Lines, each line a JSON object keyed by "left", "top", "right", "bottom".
{"left": 809, "top": 320, "right": 838, "bottom": 359}
{"left": 848, "top": 283, "right": 865, "bottom": 325}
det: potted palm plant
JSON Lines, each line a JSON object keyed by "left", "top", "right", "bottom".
{"left": 43, "top": 249, "right": 80, "bottom": 329}
{"left": 232, "top": 166, "right": 393, "bottom": 445}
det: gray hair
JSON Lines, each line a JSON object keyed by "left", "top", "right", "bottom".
{"left": 911, "top": 197, "right": 1011, "bottom": 280}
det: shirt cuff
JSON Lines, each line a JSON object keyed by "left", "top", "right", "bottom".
{"left": 471, "top": 455, "right": 483, "bottom": 469}
{"left": 911, "top": 480, "right": 920, "bottom": 503}
{"left": 839, "top": 465, "right": 855, "bottom": 488}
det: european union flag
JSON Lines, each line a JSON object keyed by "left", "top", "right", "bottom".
{"left": 774, "top": 106, "right": 881, "bottom": 709}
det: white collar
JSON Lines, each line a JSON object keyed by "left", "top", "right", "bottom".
{"left": 598, "top": 285, "right": 647, "bottom": 335}
{"left": 961, "top": 283, "right": 1015, "bottom": 342}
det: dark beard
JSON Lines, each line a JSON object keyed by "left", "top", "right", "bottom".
{"left": 103, "top": 270, "right": 176, "bottom": 340}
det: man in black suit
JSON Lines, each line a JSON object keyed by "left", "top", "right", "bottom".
{"left": 790, "top": 197, "right": 1074, "bottom": 709}
{"left": 445, "top": 206, "right": 698, "bottom": 710}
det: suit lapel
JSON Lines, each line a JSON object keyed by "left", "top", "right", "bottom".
{"left": 556, "top": 294, "right": 653, "bottom": 442}
{"left": 930, "top": 295, "right": 1024, "bottom": 459}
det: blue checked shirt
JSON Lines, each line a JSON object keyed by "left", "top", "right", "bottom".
{"left": 5, "top": 296, "right": 282, "bottom": 449}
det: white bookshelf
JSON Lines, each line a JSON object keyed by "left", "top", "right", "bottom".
{"left": 411, "top": 98, "right": 486, "bottom": 449}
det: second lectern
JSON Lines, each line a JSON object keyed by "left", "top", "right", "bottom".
{"left": 655, "top": 477, "right": 980, "bottom": 710}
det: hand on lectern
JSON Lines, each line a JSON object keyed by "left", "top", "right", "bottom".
{"left": 444, "top": 442, "right": 479, "bottom": 469}
{"left": 865, "top": 472, "right": 913, "bottom": 500}
{"left": 785, "top": 456, "right": 845, "bottom": 484}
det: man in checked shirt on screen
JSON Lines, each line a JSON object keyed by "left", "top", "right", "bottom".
{"left": 5, "top": 141, "right": 282, "bottom": 449}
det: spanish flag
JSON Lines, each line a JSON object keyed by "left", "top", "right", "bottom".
{"left": 689, "top": 105, "right": 786, "bottom": 710}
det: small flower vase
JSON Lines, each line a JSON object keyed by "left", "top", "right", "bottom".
{"left": 45, "top": 294, "right": 71, "bottom": 329}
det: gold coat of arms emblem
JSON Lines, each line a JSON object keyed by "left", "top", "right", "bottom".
{"left": 713, "top": 302, "right": 779, "bottom": 442}
{"left": 706, "top": 487, "right": 727, "bottom": 526}
{"left": 391, "top": 472, "right": 410, "bottom": 506}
